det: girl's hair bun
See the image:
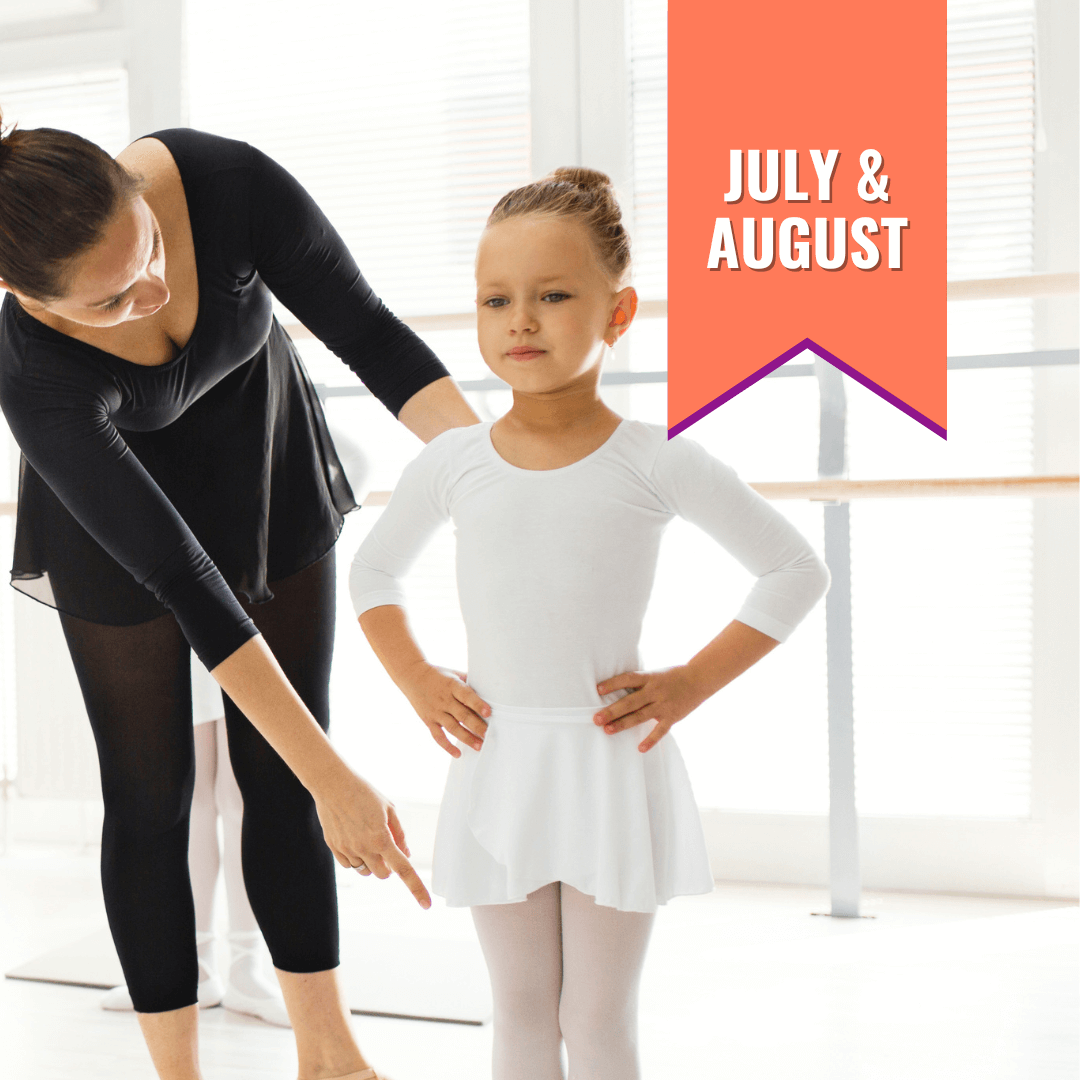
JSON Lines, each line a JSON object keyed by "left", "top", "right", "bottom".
{"left": 487, "top": 164, "right": 631, "bottom": 284}
{"left": 547, "top": 166, "right": 613, "bottom": 191}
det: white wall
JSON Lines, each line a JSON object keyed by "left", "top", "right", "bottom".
{"left": 3, "top": 0, "right": 1078, "bottom": 900}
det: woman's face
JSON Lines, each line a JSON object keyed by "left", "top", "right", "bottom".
{"left": 475, "top": 214, "right": 634, "bottom": 395}
{"left": 5, "top": 195, "right": 169, "bottom": 328}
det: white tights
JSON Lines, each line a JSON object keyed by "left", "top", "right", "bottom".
{"left": 189, "top": 717, "right": 255, "bottom": 936}
{"left": 471, "top": 882, "right": 655, "bottom": 1080}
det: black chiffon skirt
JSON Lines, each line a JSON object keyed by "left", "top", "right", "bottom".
{"left": 10, "top": 321, "right": 358, "bottom": 624}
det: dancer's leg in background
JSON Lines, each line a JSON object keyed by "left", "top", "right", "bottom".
{"left": 187, "top": 716, "right": 224, "bottom": 1005}
{"left": 213, "top": 716, "right": 253, "bottom": 933}
{"left": 471, "top": 882, "right": 565, "bottom": 1080}
{"left": 211, "top": 714, "right": 291, "bottom": 1024}
{"left": 190, "top": 654, "right": 290, "bottom": 1024}
{"left": 558, "top": 884, "right": 655, "bottom": 1080}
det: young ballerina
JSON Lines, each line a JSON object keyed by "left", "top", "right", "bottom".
{"left": 350, "top": 169, "right": 830, "bottom": 1079}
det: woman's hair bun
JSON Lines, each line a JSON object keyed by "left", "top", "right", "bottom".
{"left": 547, "top": 166, "right": 613, "bottom": 191}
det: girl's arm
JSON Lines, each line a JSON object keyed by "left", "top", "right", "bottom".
{"left": 358, "top": 605, "right": 489, "bottom": 757}
{"left": 349, "top": 431, "right": 489, "bottom": 755}
{"left": 594, "top": 620, "right": 780, "bottom": 752}
{"left": 595, "top": 434, "right": 830, "bottom": 751}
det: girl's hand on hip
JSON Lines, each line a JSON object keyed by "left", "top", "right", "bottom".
{"left": 400, "top": 663, "right": 490, "bottom": 757}
{"left": 593, "top": 666, "right": 708, "bottom": 752}
{"left": 313, "top": 767, "right": 432, "bottom": 908}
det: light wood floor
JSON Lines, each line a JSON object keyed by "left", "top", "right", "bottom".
{"left": 2, "top": 846, "right": 1076, "bottom": 1079}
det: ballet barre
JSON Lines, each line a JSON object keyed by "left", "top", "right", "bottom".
{"left": 3, "top": 476, "right": 1075, "bottom": 520}
{"left": 358, "top": 475, "right": 1077, "bottom": 508}
{"left": 1, "top": 477, "right": 1076, "bottom": 519}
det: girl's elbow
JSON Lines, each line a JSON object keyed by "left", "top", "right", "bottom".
{"left": 812, "top": 553, "right": 832, "bottom": 600}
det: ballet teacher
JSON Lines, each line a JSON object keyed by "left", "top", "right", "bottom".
{"left": 0, "top": 120, "right": 478, "bottom": 1080}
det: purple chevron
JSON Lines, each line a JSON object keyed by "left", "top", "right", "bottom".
{"left": 668, "top": 337, "right": 947, "bottom": 440}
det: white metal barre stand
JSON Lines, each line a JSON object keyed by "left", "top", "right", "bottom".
{"left": 815, "top": 359, "right": 862, "bottom": 918}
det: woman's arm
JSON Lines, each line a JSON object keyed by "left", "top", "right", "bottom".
{"left": 211, "top": 635, "right": 430, "bottom": 904}
{"left": 396, "top": 375, "right": 480, "bottom": 443}
{"left": 242, "top": 143, "right": 479, "bottom": 435}
{"left": 0, "top": 345, "right": 430, "bottom": 906}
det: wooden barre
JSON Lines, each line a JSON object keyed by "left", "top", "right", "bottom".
{"left": 361, "top": 475, "right": 1079, "bottom": 507}
{"left": 0, "top": 476, "right": 1075, "bottom": 519}
{"left": 749, "top": 475, "right": 1079, "bottom": 501}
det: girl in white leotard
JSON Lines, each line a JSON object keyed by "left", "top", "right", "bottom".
{"left": 350, "top": 169, "right": 830, "bottom": 1079}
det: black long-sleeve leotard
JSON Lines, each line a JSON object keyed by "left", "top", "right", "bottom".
{"left": 0, "top": 128, "right": 450, "bottom": 668}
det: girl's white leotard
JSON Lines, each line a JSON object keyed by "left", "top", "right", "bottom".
{"left": 350, "top": 420, "right": 830, "bottom": 911}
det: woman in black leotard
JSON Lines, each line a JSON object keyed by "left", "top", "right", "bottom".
{"left": 0, "top": 119, "right": 479, "bottom": 1080}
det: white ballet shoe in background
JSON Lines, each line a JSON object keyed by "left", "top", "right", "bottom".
{"left": 100, "top": 931, "right": 223, "bottom": 1011}
{"left": 221, "top": 930, "right": 292, "bottom": 1027}
{"left": 100, "top": 983, "right": 135, "bottom": 1011}
{"left": 194, "top": 930, "right": 225, "bottom": 1007}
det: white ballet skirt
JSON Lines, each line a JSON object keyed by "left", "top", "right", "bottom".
{"left": 352, "top": 421, "right": 830, "bottom": 914}
{"left": 432, "top": 703, "right": 715, "bottom": 914}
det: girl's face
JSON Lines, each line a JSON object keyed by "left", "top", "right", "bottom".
{"left": 475, "top": 214, "right": 635, "bottom": 395}
{"left": 2, "top": 195, "right": 169, "bottom": 327}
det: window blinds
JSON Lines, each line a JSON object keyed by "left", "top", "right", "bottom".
{"left": 185, "top": 0, "right": 530, "bottom": 323}
{"left": 947, "top": 0, "right": 1037, "bottom": 355}
{"left": 629, "top": 0, "right": 667, "bottom": 302}
{"left": 0, "top": 66, "right": 130, "bottom": 795}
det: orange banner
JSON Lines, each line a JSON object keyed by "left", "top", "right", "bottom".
{"left": 668, "top": 1, "right": 947, "bottom": 438}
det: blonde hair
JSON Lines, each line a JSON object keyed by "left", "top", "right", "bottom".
{"left": 486, "top": 167, "right": 631, "bottom": 285}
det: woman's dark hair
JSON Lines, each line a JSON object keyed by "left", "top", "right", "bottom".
{"left": 487, "top": 166, "right": 632, "bottom": 285}
{"left": 0, "top": 107, "right": 143, "bottom": 302}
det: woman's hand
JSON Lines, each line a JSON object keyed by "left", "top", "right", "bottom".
{"left": 399, "top": 662, "right": 491, "bottom": 757}
{"left": 312, "top": 765, "right": 432, "bottom": 908}
{"left": 593, "top": 667, "right": 710, "bottom": 752}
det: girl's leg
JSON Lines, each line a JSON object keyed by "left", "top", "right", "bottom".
{"left": 222, "top": 551, "right": 366, "bottom": 1077}
{"left": 471, "top": 882, "right": 565, "bottom": 1080}
{"left": 213, "top": 715, "right": 291, "bottom": 1026}
{"left": 59, "top": 609, "right": 202, "bottom": 1077}
{"left": 189, "top": 721, "right": 220, "bottom": 935}
{"left": 188, "top": 720, "right": 224, "bottom": 1004}
{"left": 213, "top": 715, "right": 256, "bottom": 933}
{"left": 557, "top": 884, "right": 655, "bottom": 1080}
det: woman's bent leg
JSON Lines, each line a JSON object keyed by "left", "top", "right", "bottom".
{"left": 221, "top": 551, "right": 366, "bottom": 1076}
{"left": 221, "top": 551, "right": 339, "bottom": 976}
{"left": 558, "top": 884, "right": 655, "bottom": 1080}
{"left": 59, "top": 610, "right": 200, "bottom": 1017}
{"left": 471, "top": 882, "right": 565, "bottom": 1080}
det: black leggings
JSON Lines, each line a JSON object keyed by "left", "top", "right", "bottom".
{"left": 59, "top": 552, "right": 339, "bottom": 1014}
